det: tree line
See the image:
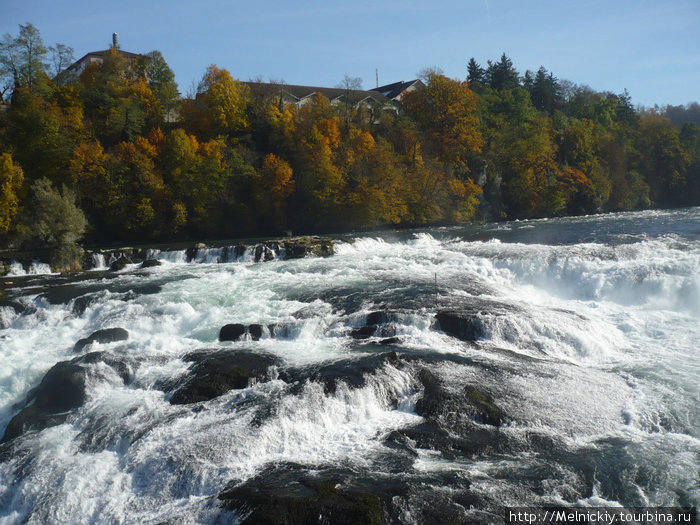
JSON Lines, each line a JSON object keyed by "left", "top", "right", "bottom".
{"left": 1, "top": 24, "right": 699, "bottom": 266}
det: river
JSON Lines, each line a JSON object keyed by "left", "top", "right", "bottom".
{"left": 0, "top": 208, "right": 698, "bottom": 524}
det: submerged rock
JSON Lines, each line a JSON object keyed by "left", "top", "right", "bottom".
{"left": 219, "top": 462, "right": 482, "bottom": 524}
{"left": 169, "top": 349, "right": 280, "bottom": 404}
{"left": 1, "top": 352, "right": 132, "bottom": 443}
{"left": 415, "top": 368, "right": 504, "bottom": 426}
{"left": 350, "top": 310, "right": 402, "bottom": 340}
{"left": 73, "top": 327, "right": 129, "bottom": 353}
{"left": 464, "top": 386, "right": 505, "bottom": 427}
{"left": 281, "top": 352, "right": 401, "bottom": 395}
{"left": 0, "top": 299, "right": 33, "bottom": 316}
{"left": 109, "top": 255, "right": 132, "bottom": 272}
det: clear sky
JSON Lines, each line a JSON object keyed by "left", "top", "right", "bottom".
{"left": 3, "top": 0, "right": 699, "bottom": 107}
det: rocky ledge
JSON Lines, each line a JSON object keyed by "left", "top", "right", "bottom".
{"left": 1, "top": 236, "right": 335, "bottom": 276}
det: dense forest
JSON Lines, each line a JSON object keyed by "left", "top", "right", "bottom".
{"left": 1, "top": 24, "right": 699, "bottom": 268}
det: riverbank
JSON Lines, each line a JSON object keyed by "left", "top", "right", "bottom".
{"left": 0, "top": 235, "right": 335, "bottom": 277}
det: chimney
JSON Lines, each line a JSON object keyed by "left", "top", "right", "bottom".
{"left": 112, "top": 33, "right": 119, "bottom": 49}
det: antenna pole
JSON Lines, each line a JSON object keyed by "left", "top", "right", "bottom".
{"left": 434, "top": 272, "right": 438, "bottom": 308}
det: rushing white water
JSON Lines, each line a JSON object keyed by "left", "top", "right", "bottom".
{"left": 90, "top": 253, "right": 107, "bottom": 270}
{"left": 5, "top": 260, "right": 54, "bottom": 276}
{"left": 0, "top": 208, "right": 698, "bottom": 524}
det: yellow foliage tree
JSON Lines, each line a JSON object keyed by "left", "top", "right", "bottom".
{"left": 198, "top": 65, "right": 250, "bottom": 137}
{"left": 0, "top": 153, "right": 24, "bottom": 234}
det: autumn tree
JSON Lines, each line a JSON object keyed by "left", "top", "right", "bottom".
{"left": 187, "top": 65, "right": 250, "bottom": 139}
{"left": 255, "top": 153, "right": 294, "bottom": 230}
{"left": 336, "top": 74, "right": 363, "bottom": 128}
{"left": 0, "top": 153, "right": 24, "bottom": 235}
{"left": 401, "top": 71, "right": 482, "bottom": 172}
{"left": 69, "top": 141, "right": 109, "bottom": 215}
{"left": 80, "top": 48, "right": 161, "bottom": 145}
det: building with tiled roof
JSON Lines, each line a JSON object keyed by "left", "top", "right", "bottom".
{"left": 371, "top": 79, "right": 425, "bottom": 101}
{"left": 57, "top": 34, "right": 141, "bottom": 83}
{"left": 244, "top": 81, "right": 391, "bottom": 109}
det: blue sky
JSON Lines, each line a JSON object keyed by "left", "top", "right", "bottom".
{"left": 4, "top": 0, "right": 699, "bottom": 107}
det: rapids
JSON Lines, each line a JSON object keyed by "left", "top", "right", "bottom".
{"left": 0, "top": 208, "right": 698, "bottom": 524}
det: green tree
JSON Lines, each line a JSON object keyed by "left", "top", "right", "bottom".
{"left": 528, "top": 67, "right": 560, "bottom": 114}
{"left": 486, "top": 53, "right": 519, "bottom": 91}
{"left": 6, "top": 87, "right": 82, "bottom": 185}
{"left": 635, "top": 115, "right": 690, "bottom": 206}
{"left": 140, "top": 51, "right": 180, "bottom": 118}
{"left": 49, "top": 43, "right": 74, "bottom": 77}
{"left": 467, "top": 58, "right": 485, "bottom": 87}
{"left": 0, "top": 23, "right": 49, "bottom": 95}
{"left": 26, "top": 177, "right": 87, "bottom": 247}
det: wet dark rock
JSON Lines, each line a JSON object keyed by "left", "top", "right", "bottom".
{"left": 414, "top": 368, "right": 450, "bottom": 418}
{"left": 1, "top": 352, "right": 132, "bottom": 443}
{"left": 350, "top": 311, "right": 402, "bottom": 340}
{"left": 109, "top": 255, "right": 132, "bottom": 272}
{"left": 248, "top": 324, "right": 263, "bottom": 341}
{"left": 0, "top": 299, "right": 30, "bottom": 315}
{"left": 71, "top": 294, "right": 99, "bottom": 316}
{"left": 388, "top": 421, "right": 502, "bottom": 460}
{"left": 282, "top": 236, "right": 334, "bottom": 260}
{"left": 41, "top": 285, "right": 104, "bottom": 306}
{"left": 219, "top": 324, "right": 246, "bottom": 341}
{"left": 73, "top": 327, "right": 129, "bottom": 353}
{"left": 220, "top": 323, "right": 268, "bottom": 341}
{"left": 377, "top": 337, "right": 401, "bottom": 345}
{"left": 219, "top": 463, "right": 386, "bottom": 524}
{"left": 351, "top": 325, "right": 377, "bottom": 339}
{"left": 254, "top": 244, "right": 276, "bottom": 262}
{"left": 169, "top": 349, "right": 280, "bottom": 404}
{"left": 232, "top": 244, "right": 247, "bottom": 260}
{"left": 140, "top": 259, "right": 162, "bottom": 268}
{"left": 435, "top": 310, "right": 484, "bottom": 341}
{"left": 366, "top": 311, "right": 391, "bottom": 325}
{"left": 254, "top": 245, "right": 264, "bottom": 262}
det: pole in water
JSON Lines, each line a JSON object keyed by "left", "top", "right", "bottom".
{"left": 434, "top": 272, "right": 438, "bottom": 308}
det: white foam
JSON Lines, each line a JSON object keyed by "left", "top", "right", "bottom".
{"left": 1, "top": 208, "right": 698, "bottom": 518}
